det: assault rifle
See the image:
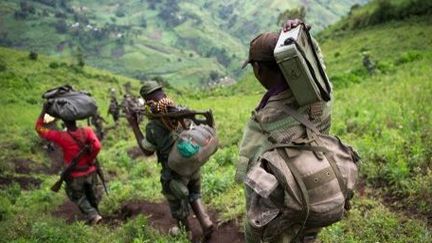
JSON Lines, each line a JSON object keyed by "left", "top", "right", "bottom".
{"left": 94, "top": 159, "right": 109, "bottom": 195}
{"left": 120, "top": 95, "right": 145, "bottom": 121}
{"left": 121, "top": 96, "right": 214, "bottom": 128}
{"left": 51, "top": 144, "right": 90, "bottom": 192}
{"left": 144, "top": 109, "right": 215, "bottom": 128}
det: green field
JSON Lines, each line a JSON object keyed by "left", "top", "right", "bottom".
{"left": 0, "top": 0, "right": 365, "bottom": 87}
{"left": 0, "top": 1, "right": 431, "bottom": 242}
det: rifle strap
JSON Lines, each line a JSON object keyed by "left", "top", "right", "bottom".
{"left": 67, "top": 129, "right": 87, "bottom": 148}
{"left": 67, "top": 129, "right": 91, "bottom": 161}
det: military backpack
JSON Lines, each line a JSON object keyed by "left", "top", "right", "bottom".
{"left": 245, "top": 105, "right": 359, "bottom": 241}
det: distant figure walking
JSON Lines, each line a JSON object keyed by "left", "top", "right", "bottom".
{"left": 362, "top": 52, "right": 376, "bottom": 74}
{"left": 89, "top": 112, "right": 107, "bottom": 141}
{"left": 107, "top": 97, "right": 120, "bottom": 125}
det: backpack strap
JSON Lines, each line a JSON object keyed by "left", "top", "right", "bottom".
{"left": 282, "top": 105, "right": 320, "bottom": 134}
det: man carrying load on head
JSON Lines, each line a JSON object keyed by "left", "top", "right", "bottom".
{"left": 35, "top": 103, "right": 103, "bottom": 225}
{"left": 125, "top": 81, "right": 214, "bottom": 241}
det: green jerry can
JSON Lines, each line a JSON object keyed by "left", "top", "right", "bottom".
{"left": 274, "top": 24, "right": 332, "bottom": 106}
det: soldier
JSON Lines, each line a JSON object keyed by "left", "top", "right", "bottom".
{"left": 35, "top": 103, "right": 103, "bottom": 224}
{"left": 125, "top": 81, "right": 214, "bottom": 240}
{"left": 123, "top": 81, "right": 132, "bottom": 95}
{"left": 237, "top": 19, "right": 332, "bottom": 243}
{"left": 89, "top": 112, "right": 107, "bottom": 141}
{"left": 107, "top": 97, "right": 120, "bottom": 125}
{"left": 362, "top": 52, "right": 376, "bottom": 74}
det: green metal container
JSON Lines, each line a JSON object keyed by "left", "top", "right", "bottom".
{"left": 274, "top": 25, "right": 331, "bottom": 106}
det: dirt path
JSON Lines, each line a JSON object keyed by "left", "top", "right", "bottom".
{"left": 53, "top": 200, "right": 244, "bottom": 243}
{"left": 45, "top": 143, "right": 64, "bottom": 174}
{"left": 0, "top": 175, "right": 42, "bottom": 189}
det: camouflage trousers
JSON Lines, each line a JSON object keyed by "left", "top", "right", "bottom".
{"left": 160, "top": 167, "right": 201, "bottom": 220}
{"left": 65, "top": 172, "right": 101, "bottom": 220}
{"left": 244, "top": 186, "right": 321, "bottom": 243}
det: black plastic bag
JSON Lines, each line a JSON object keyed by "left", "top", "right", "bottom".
{"left": 42, "top": 85, "right": 97, "bottom": 121}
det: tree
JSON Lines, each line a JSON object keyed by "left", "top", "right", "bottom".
{"left": 29, "top": 51, "right": 38, "bottom": 60}
{"left": 76, "top": 47, "right": 85, "bottom": 67}
{"left": 55, "top": 19, "right": 68, "bottom": 34}
{"left": 139, "top": 16, "right": 147, "bottom": 28}
{"left": 277, "top": 6, "right": 307, "bottom": 26}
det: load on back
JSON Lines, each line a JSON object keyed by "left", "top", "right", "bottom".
{"left": 42, "top": 85, "right": 98, "bottom": 121}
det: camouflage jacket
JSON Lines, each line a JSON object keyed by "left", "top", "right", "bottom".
{"left": 236, "top": 89, "right": 332, "bottom": 183}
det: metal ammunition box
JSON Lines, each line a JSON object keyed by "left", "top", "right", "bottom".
{"left": 274, "top": 25, "right": 331, "bottom": 106}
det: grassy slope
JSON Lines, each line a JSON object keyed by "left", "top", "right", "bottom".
{"left": 1, "top": 11, "right": 432, "bottom": 243}
{"left": 0, "top": 0, "right": 365, "bottom": 87}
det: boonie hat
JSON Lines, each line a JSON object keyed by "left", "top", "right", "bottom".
{"left": 241, "top": 32, "right": 279, "bottom": 69}
{"left": 140, "top": 81, "right": 162, "bottom": 98}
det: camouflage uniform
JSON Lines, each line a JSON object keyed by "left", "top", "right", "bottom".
{"left": 90, "top": 114, "right": 105, "bottom": 140}
{"left": 362, "top": 53, "right": 376, "bottom": 74}
{"left": 65, "top": 172, "right": 101, "bottom": 219}
{"left": 141, "top": 119, "right": 202, "bottom": 220}
{"left": 134, "top": 81, "right": 213, "bottom": 239}
{"left": 238, "top": 30, "right": 332, "bottom": 242}
{"left": 237, "top": 90, "right": 331, "bottom": 243}
{"left": 108, "top": 97, "right": 120, "bottom": 124}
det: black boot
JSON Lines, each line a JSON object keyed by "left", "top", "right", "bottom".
{"left": 190, "top": 199, "right": 214, "bottom": 240}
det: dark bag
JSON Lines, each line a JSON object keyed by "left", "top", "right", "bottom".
{"left": 43, "top": 85, "right": 97, "bottom": 121}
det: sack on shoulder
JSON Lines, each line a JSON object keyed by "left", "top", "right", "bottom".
{"left": 245, "top": 105, "right": 359, "bottom": 241}
{"left": 43, "top": 85, "right": 98, "bottom": 121}
{"left": 168, "top": 124, "right": 218, "bottom": 176}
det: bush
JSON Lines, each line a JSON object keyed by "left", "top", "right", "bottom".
{"left": 277, "top": 6, "right": 307, "bottom": 26}
{"left": 376, "top": 60, "right": 395, "bottom": 73}
{"left": 0, "top": 61, "right": 6, "bottom": 72}
{"left": 49, "top": 62, "right": 59, "bottom": 69}
{"left": 55, "top": 19, "right": 68, "bottom": 34}
{"left": 115, "top": 8, "right": 126, "bottom": 18}
{"left": 342, "top": 0, "right": 432, "bottom": 30}
{"left": 394, "top": 51, "right": 422, "bottom": 65}
{"left": 0, "top": 197, "right": 12, "bottom": 220}
{"left": 28, "top": 51, "right": 38, "bottom": 60}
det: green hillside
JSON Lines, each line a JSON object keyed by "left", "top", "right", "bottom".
{"left": 0, "top": 0, "right": 365, "bottom": 87}
{"left": 1, "top": 1, "right": 432, "bottom": 242}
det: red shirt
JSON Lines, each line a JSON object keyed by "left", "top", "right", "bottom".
{"left": 35, "top": 117, "right": 101, "bottom": 177}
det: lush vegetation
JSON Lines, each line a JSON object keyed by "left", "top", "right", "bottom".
{"left": 321, "top": 0, "right": 432, "bottom": 33}
{"left": 1, "top": 0, "right": 431, "bottom": 242}
{"left": 0, "top": 0, "right": 365, "bottom": 87}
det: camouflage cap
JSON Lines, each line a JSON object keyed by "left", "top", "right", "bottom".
{"left": 140, "top": 81, "right": 163, "bottom": 98}
{"left": 241, "top": 32, "right": 279, "bottom": 69}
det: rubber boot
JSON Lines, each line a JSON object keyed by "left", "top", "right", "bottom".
{"left": 88, "top": 213, "right": 102, "bottom": 225}
{"left": 190, "top": 199, "right": 214, "bottom": 240}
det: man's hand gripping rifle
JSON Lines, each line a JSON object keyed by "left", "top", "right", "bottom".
{"left": 122, "top": 96, "right": 214, "bottom": 128}
{"left": 121, "top": 95, "right": 145, "bottom": 122}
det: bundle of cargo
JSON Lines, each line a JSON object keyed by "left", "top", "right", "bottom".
{"left": 274, "top": 24, "right": 332, "bottom": 106}
{"left": 168, "top": 124, "right": 218, "bottom": 176}
{"left": 42, "top": 85, "right": 97, "bottom": 121}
